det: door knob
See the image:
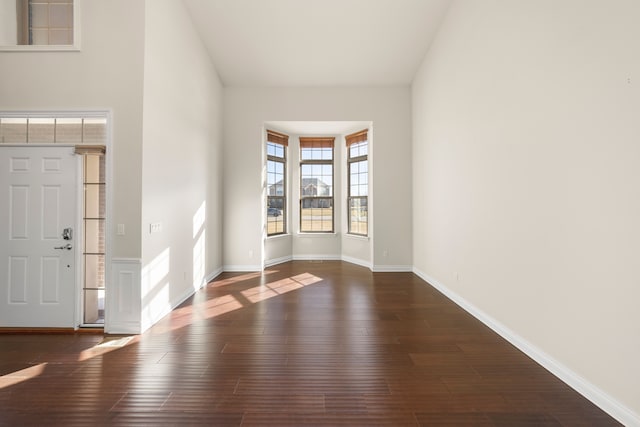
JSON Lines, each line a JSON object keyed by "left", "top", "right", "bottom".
{"left": 54, "top": 244, "right": 73, "bottom": 250}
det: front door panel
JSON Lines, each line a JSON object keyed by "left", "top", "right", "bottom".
{"left": 0, "top": 146, "right": 77, "bottom": 328}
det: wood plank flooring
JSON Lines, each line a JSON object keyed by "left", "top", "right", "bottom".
{"left": 0, "top": 261, "right": 621, "bottom": 426}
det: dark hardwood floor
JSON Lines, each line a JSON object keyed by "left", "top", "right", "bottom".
{"left": 0, "top": 261, "right": 621, "bottom": 426}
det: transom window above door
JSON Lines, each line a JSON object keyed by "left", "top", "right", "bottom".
{"left": 0, "top": 116, "right": 106, "bottom": 144}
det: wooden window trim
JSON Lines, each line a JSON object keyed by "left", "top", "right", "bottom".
{"left": 267, "top": 129, "right": 289, "bottom": 147}
{"left": 300, "top": 137, "right": 334, "bottom": 149}
{"left": 346, "top": 129, "right": 368, "bottom": 146}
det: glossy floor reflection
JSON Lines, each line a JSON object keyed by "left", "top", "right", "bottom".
{"left": 0, "top": 261, "right": 621, "bottom": 426}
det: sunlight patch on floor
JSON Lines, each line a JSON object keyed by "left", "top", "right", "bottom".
{"left": 0, "top": 363, "right": 47, "bottom": 389}
{"left": 77, "top": 335, "right": 138, "bottom": 361}
{"left": 240, "top": 273, "right": 323, "bottom": 304}
{"left": 210, "top": 270, "right": 278, "bottom": 288}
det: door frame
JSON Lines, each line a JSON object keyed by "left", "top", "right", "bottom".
{"left": 0, "top": 110, "right": 112, "bottom": 330}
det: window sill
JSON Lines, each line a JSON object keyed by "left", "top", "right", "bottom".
{"left": 344, "top": 233, "right": 370, "bottom": 241}
{"left": 296, "top": 232, "right": 338, "bottom": 238}
{"left": 267, "top": 233, "right": 291, "bottom": 240}
{"left": 0, "top": 45, "right": 81, "bottom": 52}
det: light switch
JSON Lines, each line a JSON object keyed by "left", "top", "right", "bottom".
{"left": 117, "top": 224, "right": 125, "bottom": 235}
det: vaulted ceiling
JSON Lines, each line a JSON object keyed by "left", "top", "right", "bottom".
{"left": 183, "top": 0, "right": 451, "bottom": 87}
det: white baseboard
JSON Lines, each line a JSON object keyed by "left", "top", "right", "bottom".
{"left": 341, "top": 255, "right": 372, "bottom": 270}
{"left": 265, "top": 255, "right": 409, "bottom": 272}
{"left": 140, "top": 283, "right": 195, "bottom": 334}
{"left": 412, "top": 268, "right": 640, "bottom": 427}
{"left": 105, "top": 321, "right": 140, "bottom": 335}
{"left": 372, "top": 264, "right": 413, "bottom": 272}
{"left": 264, "top": 255, "right": 293, "bottom": 267}
{"left": 205, "top": 267, "right": 224, "bottom": 284}
{"left": 292, "top": 255, "right": 342, "bottom": 261}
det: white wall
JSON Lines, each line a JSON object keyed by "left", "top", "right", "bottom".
{"left": 140, "top": 0, "right": 223, "bottom": 330}
{"left": 0, "top": 0, "right": 145, "bottom": 259}
{"left": 224, "top": 87, "right": 412, "bottom": 271}
{"left": 412, "top": 0, "right": 640, "bottom": 423}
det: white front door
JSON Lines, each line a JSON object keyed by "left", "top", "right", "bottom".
{"left": 0, "top": 146, "right": 78, "bottom": 328}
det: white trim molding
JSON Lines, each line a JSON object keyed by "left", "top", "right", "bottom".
{"left": 205, "top": 267, "right": 224, "bottom": 284}
{"left": 264, "top": 255, "right": 293, "bottom": 268}
{"left": 341, "top": 255, "right": 372, "bottom": 270}
{"left": 412, "top": 267, "right": 640, "bottom": 427}
{"left": 372, "top": 264, "right": 413, "bottom": 272}
{"left": 292, "top": 255, "right": 342, "bottom": 262}
{"left": 265, "top": 255, "right": 374, "bottom": 271}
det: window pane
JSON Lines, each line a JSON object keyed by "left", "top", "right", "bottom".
{"left": 0, "top": 118, "right": 28, "bottom": 143}
{"left": 349, "top": 198, "right": 368, "bottom": 235}
{"left": 300, "top": 143, "right": 333, "bottom": 233}
{"left": 28, "top": 118, "right": 55, "bottom": 143}
{"left": 301, "top": 146, "right": 333, "bottom": 161}
{"left": 55, "top": 118, "right": 82, "bottom": 143}
{"left": 349, "top": 141, "right": 368, "bottom": 158}
{"left": 50, "top": 4, "right": 72, "bottom": 28}
{"left": 267, "top": 140, "right": 286, "bottom": 235}
{"left": 31, "top": 4, "right": 49, "bottom": 27}
{"left": 267, "top": 142, "right": 285, "bottom": 159}
{"left": 348, "top": 141, "right": 368, "bottom": 236}
{"left": 83, "top": 288, "right": 105, "bottom": 324}
{"left": 301, "top": 173, "right": 332, "bottom": 196}
{"left": 84, "top": 219, "right": 105, "bottom": 253}
{"left": 301, "top": 164, "right": 311, "bottom": 178}
{"left": 84, "top": 184, "right": 105, "bottom": 218}
{"left": 301, "top": 198, "right": 333, "bottom": 232}
{"left": 350, "top": 161, "right": 359, "bottom": 174}
{"left": 49, "top": 29, "right": 71, "bottom": 45}
{"left": 85, "top": 254, "right": 105, "bottom": 290}
{"left": 83, "top": 118, "right": 107, "bottom": 144}
{"left": 85, "top": 154, "right": 104, "bottom": 183}
{"left": 267, "top": 197, "right": 284, "bottom": 235}
{"left": 32, "top": 29, "right": 49, "bottom": 45}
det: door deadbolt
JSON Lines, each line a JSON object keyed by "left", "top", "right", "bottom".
{"left": 62, "top": 227, "right": 73, "bottom": 240}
